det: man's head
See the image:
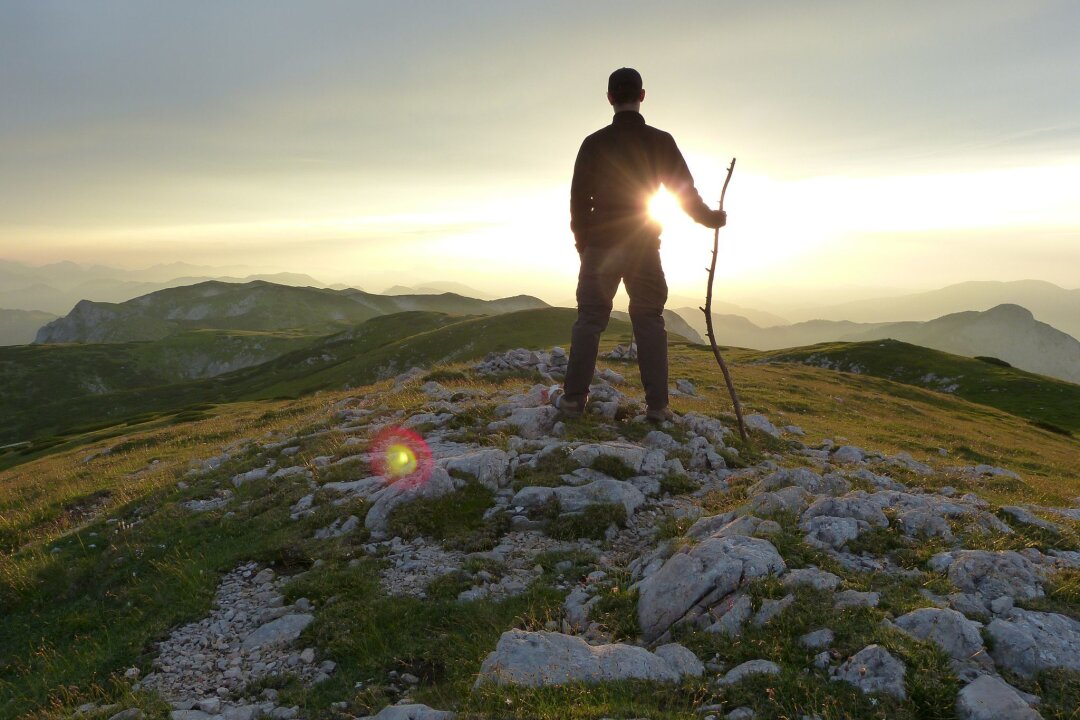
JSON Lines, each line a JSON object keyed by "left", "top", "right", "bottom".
{"left": 607, "top": 67, "right": 645, "bottom": 110}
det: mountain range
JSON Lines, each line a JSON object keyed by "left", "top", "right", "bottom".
{"left": 34, "top": 280, "right": 548, "bottom": 344}
{"left": 674, "top": 303, "right": 1079, "bottom": 384}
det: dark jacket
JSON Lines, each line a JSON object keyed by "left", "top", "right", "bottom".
{"left": 570, "top": 110, "right": 717, "bottom": 250}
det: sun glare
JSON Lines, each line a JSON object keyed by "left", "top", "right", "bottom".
{"left": 648, "top": 188, "right": 683, "bottom": 227}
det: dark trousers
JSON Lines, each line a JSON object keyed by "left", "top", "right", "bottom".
{"left": 564, "top": 242, "right": 669, "bottom": 409}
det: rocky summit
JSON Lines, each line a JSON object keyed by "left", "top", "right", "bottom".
{"left": 17, "top": 344, "right": 1080, "bottom": 719}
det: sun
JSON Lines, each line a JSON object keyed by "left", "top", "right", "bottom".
{"left": 648, "top": 188, "right": 683, "bottom": 227}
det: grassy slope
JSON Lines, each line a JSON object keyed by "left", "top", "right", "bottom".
{"left": 757, "top": 339, "right": 1080, "bottom": 434}
{"left": 1, "top": 332, "right": 1078, "bottom": 717}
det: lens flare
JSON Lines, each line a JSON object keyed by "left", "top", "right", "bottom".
{"left": 370, "top": 427, "right": 432, "bottom": 489}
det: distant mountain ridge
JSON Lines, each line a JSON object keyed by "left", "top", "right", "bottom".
{"left": 673, "top": 303, "right": 1080, "bottom": 384}
{"left": 0, "top": 309, "right": 59, "bottom": 346}
{"left": 34, "top": 280, "right": 549, "bottom": 344}
{"left": 793, "top": 279, "right": 1080, "bottom": 339}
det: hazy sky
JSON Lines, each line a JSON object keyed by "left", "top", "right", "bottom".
{"left": 2, "top": 1, "right": 1078, "bottom": 302}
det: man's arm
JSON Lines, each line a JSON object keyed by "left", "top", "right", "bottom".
{"left": 663, "top": 134, "right": 726, "bottom": 229}
{"left": 570, "top": 139, "right": 593, "bottom": 251}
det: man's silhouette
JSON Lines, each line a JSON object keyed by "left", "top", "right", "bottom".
{"left": 557, "top": 68, "right": 726, "bottom": 422}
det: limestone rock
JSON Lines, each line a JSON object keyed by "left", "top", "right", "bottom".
{"left": 719, "top": 659, "right": 780, "bottom": 686}
{"left": 474, "top": 630, "right": 692, "bottom": 686}
{"left": 955, "top": 675, "right": 1043, "bottom": 720}
{"left": 986, "top": 609, "right": 1080, "bottom": 677}
{"left": 637, "top": 535, "right": 785, "bottom": 641}
{"left": 241, "top": 614, "right": 314, "bottom": 651}
{"left": 569, "top": 442, "right": 647, "bottom": 472}
{"left": 893, "top": 608, "right": 988, "bottom": 664}
{"left": 442, "top": 449, "right": 510, "bottom": 490}
{"left": 928, "top": 550, "right": 1045, "bottom": 603}
{"left": 365, "top": 466, "right": 456, "bottom": 539}
{"left": 782, "top": 567, "right": 842, "bottom": 592}
{"left": 832, "top": 645, "right": 906, "bottom": 699}
{"left": 653, "top": 643, "right": 704, "bottom": 677}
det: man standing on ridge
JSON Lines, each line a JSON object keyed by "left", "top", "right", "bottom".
{"left": 555, "top": 67, "right": 727, "bottom": 422}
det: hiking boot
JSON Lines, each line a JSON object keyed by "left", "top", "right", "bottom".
{"left": 645, "top": 405, "right": 674, "bottom": 423}
{"left": 550, "top": 388, "right": 587, "bottom": 418}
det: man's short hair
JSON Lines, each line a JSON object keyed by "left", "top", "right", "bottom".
{"left": 608, "top": 67, "right": 643, "bottom": 104}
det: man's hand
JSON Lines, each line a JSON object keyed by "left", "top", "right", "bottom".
{"left": 708, "top": 210, "right": 727, "bottom": 229}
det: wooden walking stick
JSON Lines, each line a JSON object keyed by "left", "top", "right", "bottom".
{"left": 699, "top": 157, "right": 750, "bottom": 444}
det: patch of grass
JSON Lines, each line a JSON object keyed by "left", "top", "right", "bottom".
{"left": 426, "top": 571, "right": 474, "bottom": 601}
{"left": 1018, "top": 568, "right": 1080, "bottom": 620}
{"left": 465, "top": 679, "right": 710, "bottom": 719}
{"left": 384, "top": 481, "right": 509, "bottom": 553}
{"left": 1029, "top": 668, "right": 1080, "bottom": 720}
{"left": 422, "top": 369, "right": 468, "bottom": 383}
{"left": 658, "top": 472, "right": 697, "bottom": 496}
{"left": 511, "top": 449, "right": 580, "bottom": 491}
{"left": 546, "top": 504, "right": 627, "bottom": 541}
{"left": 590, "top": 455, "right": 636, "bottom": 481}
{"left": 655, "top": 514, "right": 696, "bottom": 540}
{"left": 588, "top": 573, "right": 640, "bottom": 641}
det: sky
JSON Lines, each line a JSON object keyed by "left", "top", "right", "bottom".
{"left": 2, "top": 0, "right": 1079, "bottom": 304}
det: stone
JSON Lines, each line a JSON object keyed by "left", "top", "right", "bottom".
{"left": 443, "top": 449, "right": 511, "bottom": 491}
{"left": 488, "top": 406, "right": 559, "bottom": 439}
{"left": 832, "top": 645, "right": 906, "bottom": 699}
{"left": 986, "top": 609, "right": 1080, "bottom": 677}
{"left": 955, "top": 675, "right": 1043, "bottom": 720}
{"left": 782, "top": 567, "right": 842, "bottom": 592}
{"left": 744, "top": 414, "right": 781, "bottom": 438}
{"left": 512, "top": 478, "right": 645, "bottom": 517}
{"left": 800, "top": 629, "right": 834, "bottom": 649}
{"left": 569, "top": 442, "right": 647, "bottom": 472}
{"left": 832, "top": 445, "right": 866, "bottom": 464}
{"left": 675, "top": 379, "right": 697, "bottom": 396}
{"left": 834, "top": 590, "right": 879, "bottom": 609}
{"left": 653, "top": 643, "right": 704, "bottom": 677}
{"left": 704, "top": 592, "right": 752, "bottom": 636}
{"left": 726, "top": 708, "right": 756, "bottom": 720}
{"left": 360, "top": 705, "right": 456, "bottom": 720}
{"left": 107, "top": 711, "right": 145, "bottom": 720}
{"left": 637, "top": 535, "right": 786, "bottom": 641}
{"left": 802, "top": 495, "right": 890, "bottom": 527}
{"left": 893, "top": 608, "right": 988, "bottom": 665}
{"left": 928, "top": 550, "right": 1045, "bottom": 603}
{"left": 474, "top": 630, "right": 691, "bottom": 686}
{"left": 719, "top": 659, "right": 781, "bottom": 685}
{"left": 241, "top": 614, "right": 314, "bottom": 650}
{"left": 753, "top": 594, "right": 795, "bottom": 626}
{"left": 749, "top": 486, "right": 811, "bottom": 515}
{"left": 750, "top": 467, "right": 848, "bottom": 497}
{"left": 801, "top": 515, "right": 864, "bottom": 550}
{"left": 1001, "top": 506, "right": 1061, "bottom": 534}
{"left": 365, "top": 466, "right": 456, "bottom": 539}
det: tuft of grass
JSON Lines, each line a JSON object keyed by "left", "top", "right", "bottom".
{"left": 589, "top": 455, "right": 636, "bottom": 481}
{"left": 384, "top": 481, "right": 509, "bottom": 553}
{"left": 658, "top": 472, "right": 697, "bottom": 496}
{"left": 588, "top": 573, "right": 640, "bottom": 641}
{"left": 546, "top": 504, "right": 627, "bottom": 541}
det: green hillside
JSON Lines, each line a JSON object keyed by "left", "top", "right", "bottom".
{"left": 756, "top": 339, "right": 1080, "bottom": 434}
{"left": 0, "top": 308, "right": 631, "bottom": 458}
{"left": 36, "top": 280, "right": 550, "bottom": 343}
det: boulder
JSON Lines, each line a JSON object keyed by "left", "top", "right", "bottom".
{"left": 241, "top": 614, "right": 314, "bottom": 651}
{"left": 704, "top": 592, "right": 753, "bottom": 637}
{"left": 832, "top": 645, "right": 906, "bottom": 699}
{"left": 365, "top": 466, "right": 456, "bottom": 539}
{"left": 955, "top": 675, "right": 1043, "bottom": 720}
{"left": 637, "top": 535, "right": 785, "bottom": 641}
{"left": 928, "top": 550, "right": 1045, "bottom": 603}
{"left": 442, "top": 449, "right": 510, "bottom": 490}
{"left": 719, "top": 659, "right": 780, "bottom": 685}
{"left": 511, "top": 479, "right": 645, "bottom": 517}
{"left": 569, "top": 442, "right": 647, "bottom": 472}
{"left": 488, "top": 406, "right": 559, "bottom": 439}
{"left": 986, "top": 609, "right": 1080, "bottom": 677}
{"left": 782, "top": 567, "right": 842, "bottom": 592}
{"left": 653, "top": 643, "right": 704, "bottom": 677}
{"left": 474, "top": 630, "right": 697, "bottom": 686}
{"left": 893, "top": 608, "right": 988, "bottom": 664}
